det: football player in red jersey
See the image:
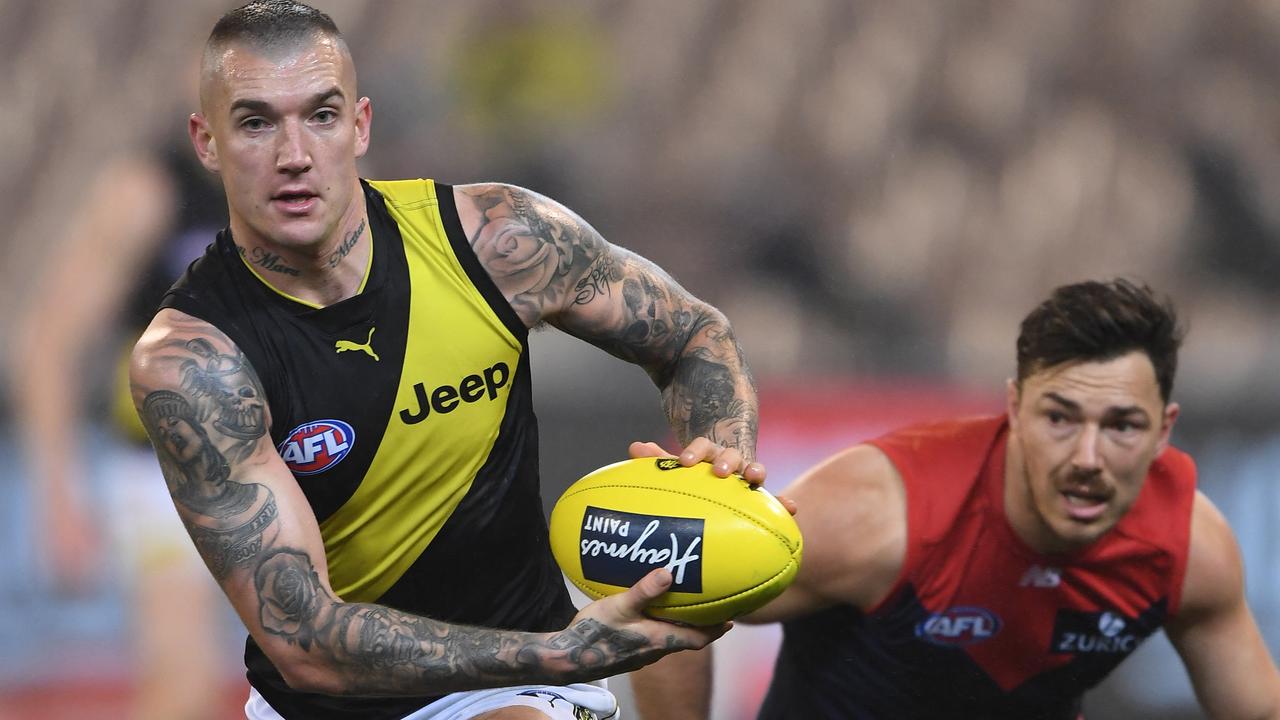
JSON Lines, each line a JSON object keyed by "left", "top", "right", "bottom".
{"left": 634, "top": 279, "right": 1280, "bottom": 720}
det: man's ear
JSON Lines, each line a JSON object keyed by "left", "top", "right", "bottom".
{"left": 189, "top": 113, "right": 220, "bottom": 173}
{"left": 1156, "top": 402, "right": 1180, "bottom": 454}
{"left": 1005, "top": 378, "right": 1020, "bottom": 431}
{"left": 353, "top": 96, "right": 372, "bottom": 159}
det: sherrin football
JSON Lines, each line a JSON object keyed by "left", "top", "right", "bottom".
{"left": 549, "top": 457, "right": 803, "bottom": 626}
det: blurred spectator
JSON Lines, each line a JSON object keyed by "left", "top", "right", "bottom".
{"left": 10, "top": 139, "right": 230, "bottom": 719}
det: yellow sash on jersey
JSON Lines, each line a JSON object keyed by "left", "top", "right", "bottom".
{"left": 319, "top": 179, "right": 523, "bottom": 602}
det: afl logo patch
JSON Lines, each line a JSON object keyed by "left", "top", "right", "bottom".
{"left": 277, "top": 420, "right": 355, "bottom": 476}
{"left": 654, "top": 458, "right": 682, "bottom": 471}
{"left": 916, "top": 606, "right": 1002, "bottom": 646}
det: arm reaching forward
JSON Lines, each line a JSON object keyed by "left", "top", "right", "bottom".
{"left": 454, "top": 183, "right": 759, "bottom": 465}
{"left": 131, "top": 309, "right": 727, "bottom": 696}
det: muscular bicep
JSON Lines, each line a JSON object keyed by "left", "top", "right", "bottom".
{"left": 130, "top": 310, "right": 339, "bottom": 674}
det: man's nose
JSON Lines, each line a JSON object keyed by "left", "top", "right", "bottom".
{"left": 1071, "top": 423, "right": 1102, "bottom": 471}
{"left": 276, "top": 119, "right": 312, "bottom": 173}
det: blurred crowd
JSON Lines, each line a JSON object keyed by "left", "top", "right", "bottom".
{"left": 5, "top": 1, "right": 1280, "bottom": 416}
{"left": 2, "top": 1, "right": 1280, "bottom": 718}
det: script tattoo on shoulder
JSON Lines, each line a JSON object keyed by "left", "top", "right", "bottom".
{"left": 137, "top": 324, "right": 278, "bottom": 581}
{"left": 461, "top": 185, "right": 605, "bottom": 326}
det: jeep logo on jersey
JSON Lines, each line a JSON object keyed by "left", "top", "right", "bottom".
{"left": 578, "top": 506, "right": 704, "bottom": 593}
{"left": 1051, "top": 609, "right": 1143, "bottom": 655}
{"left": 916, "top": 607, "right": 1002, "bottom": 646}
{"left": 399, "top": 362, "right": 510, "bottom": 425}
{"left": 277, "top": 420, "right": 355, "bottom": 475}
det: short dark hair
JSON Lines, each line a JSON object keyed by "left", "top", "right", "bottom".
{"left": 207, "top": 0, "right": 343, "bottom": 57}
{"left": 1016, "top": 279, "right": 1184, "bottom": 403}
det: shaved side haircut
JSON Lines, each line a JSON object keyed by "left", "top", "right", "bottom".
{"left": 200, "top": 1, "right": 353, "bottom": 110}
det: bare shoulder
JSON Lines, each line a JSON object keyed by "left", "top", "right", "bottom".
{"left": 133, "top": 308, "right": 225, "bottom": 358}
{"left": 452, "top": 182, "right": 607, "bottom": 327}
{"left": 131, "top": 308, "right": 272, "bottom": 461}
{"left": 1176, "top": 491, "right": 1244, "bottom": 621}
{"left": 783, "top": 443, "right": 907, "bottom": 612}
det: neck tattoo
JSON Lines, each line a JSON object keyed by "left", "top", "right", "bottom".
{"left": 327, "top": 218, "right": 366, "bottom": 269}
{"left": 239, "top": 245, "right": 301, "bottom": 276}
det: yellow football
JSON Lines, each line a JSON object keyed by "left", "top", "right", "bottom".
{"left": 549, "top": 457, "right": 803, "bottom": 626}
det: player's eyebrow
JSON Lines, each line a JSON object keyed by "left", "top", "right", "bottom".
{"left": 1043, "top": 392, "right": 1080, "bottom": 411}
{"left": 229, "top": 87, "right": 345, "bottom": 115}
{"left": 1045, "top": 391, "right": 1148, "bottom": 419}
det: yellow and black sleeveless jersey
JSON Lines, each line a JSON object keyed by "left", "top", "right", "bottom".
{"left": 160, "top": 179, "right": 575, "bottom": 719}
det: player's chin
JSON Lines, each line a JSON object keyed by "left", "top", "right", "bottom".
{"left": 1052, "top": 514, "right": 1117, "bottom": 547}
{"left": 265, "top": 218, "right": 328, "bottom": 248}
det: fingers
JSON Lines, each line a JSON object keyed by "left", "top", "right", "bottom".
{"left": 775, "top": 494, "right": 799, "bottom": 516}
{"left": 630, "top": 437, "right": 769, "bottom": 485}
{"left": 678, "top": 437, "right": 768, "bottom": 485}
{"left": 679, "top": 438, "right": 739, "bottom": 478}
{"left": 619, "top": 567, "right": 673, "bottom": 612}
{"left": 629, "top": 440, "right": 673, "bottom": 459}
{"left": 740, "top": 460, "right": 767, "bottom": 486}
{"left": 673, "top": 620, "right": 733, "bottom": 651}
{"left": 677, "top": 437, "right": 720, "bottom": 466}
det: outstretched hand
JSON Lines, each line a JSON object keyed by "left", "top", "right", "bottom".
{"left": 629, "top": 438, "right": 797, "bottom": 516}
{"left": 557, "top": 568, "right": 731, "bottom": 678}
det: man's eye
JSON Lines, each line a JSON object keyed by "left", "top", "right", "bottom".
{"left": 242, "top": 118, "right": 268, "bottom": 131}
{"left": 1047, "top": 411, "right": 1066, "bottom": 424}
{"left": 313, "top": 109, "right": 337, "bottom": 123}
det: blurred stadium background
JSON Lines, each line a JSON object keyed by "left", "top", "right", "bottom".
{"left": 3, "top": 1, "right": 1280, "bottom": 718}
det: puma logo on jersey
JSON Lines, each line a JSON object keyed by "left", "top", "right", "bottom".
{"left": 1019, "top": 565, "right": 1062, "bottom": 588}
{"left": 335, "top": 327, "right": 379, "bottom": 361}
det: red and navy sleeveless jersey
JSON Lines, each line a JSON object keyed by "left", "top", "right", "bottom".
{"left": 759, "top": 416, "right": 1196, "bottom": 720}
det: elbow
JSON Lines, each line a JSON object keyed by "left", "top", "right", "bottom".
{"left": 276, "top": 656, "right": 347, "bottom": 696}
{"left": 654, "top": 306, "right": 732, "bottom": 384}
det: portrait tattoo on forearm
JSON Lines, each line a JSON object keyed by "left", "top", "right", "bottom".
{"left": 138, "top": 329, "right": 278, "bottom": 581}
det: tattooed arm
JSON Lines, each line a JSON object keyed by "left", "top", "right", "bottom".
{"left": 454, "top": 185, "right": 767, "bottom": 719}
{"left": 131, "top": 309, "right": 726, "bottom": 696}
{"left": 454, "top": 184, "right": 759, "bottom": 466}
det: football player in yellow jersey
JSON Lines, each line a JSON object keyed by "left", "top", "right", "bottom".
{"left": 128, "top": 2, "right": 767, "bottom": 719}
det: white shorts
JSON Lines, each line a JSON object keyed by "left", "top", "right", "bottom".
{"left": 246, "top": 681, "right": 618, "bottom": 720}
